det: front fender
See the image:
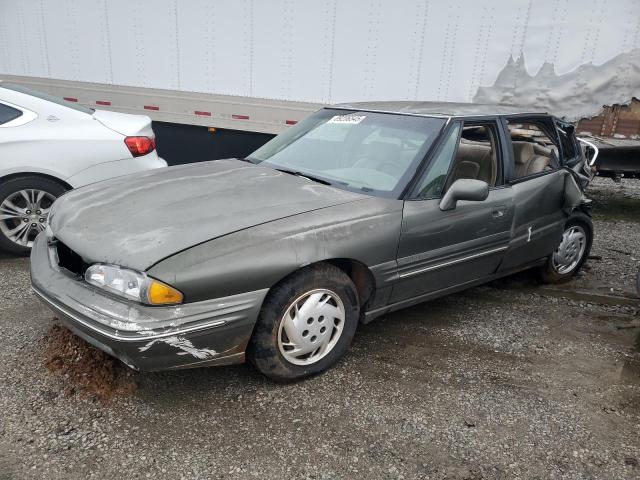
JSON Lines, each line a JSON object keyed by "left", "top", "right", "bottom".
{"left": 148, "top": 198, "right": 403, "bottom": 303}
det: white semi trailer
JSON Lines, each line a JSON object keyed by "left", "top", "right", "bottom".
{"left": 1, "top": 0, "right": 639, "bottom": 159}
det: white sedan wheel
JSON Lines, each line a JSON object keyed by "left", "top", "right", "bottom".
{"left": 0, "top": 189, "right": 55, "bottom": 248}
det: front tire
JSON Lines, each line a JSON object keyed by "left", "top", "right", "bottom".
{"left": 248, "top": 264, "right": 359, "bottom": 381}
{"left": 539, "top": 212, "right": 593, "bottom": 284}
{"left": 0, "top": 175, "right": 67, "bottom": 256}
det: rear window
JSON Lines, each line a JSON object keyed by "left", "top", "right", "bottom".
{"left": 0, "top": 102, "right": 22, "bottom": 125}
{"left": 0, "top": 83, "right": 94, "bottom": 115}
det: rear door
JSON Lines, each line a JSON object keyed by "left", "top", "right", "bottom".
{"left": 390, "top": 119, "right": 514, "bottom": 303}
{"left": 497, "top": 116, "right": 567, "bottom": 271}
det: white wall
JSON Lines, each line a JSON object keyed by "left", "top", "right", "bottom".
{"left": 1, "top": 0, "right": 638, "bottom": 104}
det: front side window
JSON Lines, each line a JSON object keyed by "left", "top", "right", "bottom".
{"left": 0, "top": 102, "right": 22, "bottom": 125}
{"left": 247, "top": 109, "right": 446, "bottom": 198}
{"left": 413, "top": 121, "right": 500, "bottom": 199}
{"left": 445, "top": 123, "right": 499, "bottom": 191}
{"left": 414, "top": 123, "right": 461, "bottom": 199}
{"left": 506, "top": 120, "right": 559, "bottom": 180}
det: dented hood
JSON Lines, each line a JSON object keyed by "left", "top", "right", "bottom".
{"left": 49, "top": 159, "right": 362, "bottom": 270}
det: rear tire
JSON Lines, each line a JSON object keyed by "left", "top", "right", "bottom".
{"left": 539, "top": 212, "right": 593, "bottom": 284}
{"left": 248, "top": 264, "right": 359, "bottom": 381}
{"left": 0, "top": 175, "right": 68, "bottom": 256}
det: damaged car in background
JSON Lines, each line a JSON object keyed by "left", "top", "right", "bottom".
{"left": 31, "top": 102, "right": 596, "bottom": 381}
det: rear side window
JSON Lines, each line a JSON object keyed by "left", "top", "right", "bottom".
{"left": 506, "top": 120, "right": 559, "bottom": 180}
{"left": 0, "top": 103, "right": 22, "bottom": 125}
{"left": 0, "top": 83, "right": 94, "bottom": 115}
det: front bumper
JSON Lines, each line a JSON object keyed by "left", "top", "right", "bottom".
{"left": 30, "top": 234, "right": 268, "bottom": 371}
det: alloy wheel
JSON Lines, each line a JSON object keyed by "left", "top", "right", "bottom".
{"left": 0, "top": 189, "right": 55, "bottom": 248}
{"left": 277, "top": 288, "right": 346, "bottom": 366}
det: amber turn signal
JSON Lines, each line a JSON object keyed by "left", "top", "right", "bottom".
{"left": 146, "top": 280, "right": 184, "bottom": 305}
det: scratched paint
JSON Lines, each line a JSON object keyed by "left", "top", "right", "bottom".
{"left": 139, "top": 336, "right": 218, "bottom": 359}
{"left": 108, "top": 319, "right": 145, "bottom": 332}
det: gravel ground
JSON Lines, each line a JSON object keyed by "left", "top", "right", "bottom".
{"left": 0, "top": 178, "right": 639, "bottom": 480}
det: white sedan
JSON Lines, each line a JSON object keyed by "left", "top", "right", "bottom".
{"left": 0, "top": 82, "right": 167, "bottom": 254}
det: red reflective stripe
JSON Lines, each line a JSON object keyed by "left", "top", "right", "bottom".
{"left": 194, "top": 111, "right": 211, "bottom": 116}
{"left": 96, "top": 100, "right": 111, "bottom": 106}
{"left": 232, "top": 114, "right": 249, "bottom": 120}
{"left": 285, "top": 120, "right": 297, "bottom": 125}
{"left": 144, "top": 105, "right": 159, "bottom": 111}
{"left": 63, "top": 97, "right": 78, "bottom": 102}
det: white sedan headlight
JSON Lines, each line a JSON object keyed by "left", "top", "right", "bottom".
{"left": 85, "top": 264, "right": 183, "bottom": 305}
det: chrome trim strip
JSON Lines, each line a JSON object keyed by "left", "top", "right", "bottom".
{"left": 330, "top": 106, "right": 544, "bottom": 119}
{"left": 329, "top": 106, "right": 449, "bottom": 118}
{"left": 577, "top": 137, "right": 599, "bottom": 167}
{"left": 32, "top": 286, "right": 227, "bottom": 342}
{"left": 398, "top": 246, "right": 509, "bottom": 279}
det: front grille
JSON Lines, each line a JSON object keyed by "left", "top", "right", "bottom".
{"left": 55, "top": 240, "right": 87, "bottom": 276}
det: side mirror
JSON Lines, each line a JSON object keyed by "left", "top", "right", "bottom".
{"left": 439, "top": 179, "right": 489, "bottom": 211}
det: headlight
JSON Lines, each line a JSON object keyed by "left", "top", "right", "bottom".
{"left": 84, "top": 264, "right": 183, "bottom": 305}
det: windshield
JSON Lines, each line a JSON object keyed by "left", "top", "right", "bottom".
{"left": 247, "top": 109, "right": 446, "bottom": 198}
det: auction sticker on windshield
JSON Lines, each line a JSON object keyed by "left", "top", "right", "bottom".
{"left": 327, "top": 114, "right": 366, "bottom": 124}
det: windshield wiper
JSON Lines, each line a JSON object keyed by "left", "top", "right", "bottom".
{"left": 275, "top": 168, "right": 333, "bottom": 186}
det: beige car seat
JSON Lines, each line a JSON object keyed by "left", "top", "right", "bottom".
{"left": 445, "top": 141, "right": 496, "bottom": 189}
{"left": 511, "top": 141, "right": 550, "bottom": 177}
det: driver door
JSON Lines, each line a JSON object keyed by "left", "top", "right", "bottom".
{"left": 390, "top": 120, "right": 514, "bottom": 303}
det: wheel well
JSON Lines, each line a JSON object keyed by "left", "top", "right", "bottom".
{"left": 266, "top": 259, "right": 377, "bottom": 311}
{"left": 571, "top": 205, "right": 593, "bottom": 223}
{"left": 0, "top": 172, "right": 72, "bottom": 191}
{"left": 250, "top": 259, "right": 377, "bottom": 341}
{"left": 324, "top": 258, "right": 376, "bottom": 309}
{"left": 567, "top": 210, "right": 593, "bottom": 233}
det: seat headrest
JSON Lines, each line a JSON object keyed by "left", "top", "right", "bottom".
{"left": 458, "top": 142, "right": 491, "bottom": 154}
{"left": 454, "top": 160, "right": 480, "bottom": 180}
{"left": 512, "top": 142, "right": 536, "bottom": 164}
{"left": 532, "top": 144, "right": 552, "bottom": 157}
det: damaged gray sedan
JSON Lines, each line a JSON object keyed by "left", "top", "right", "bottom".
{"left": 31, "top": 102, "right": 595, "bottom": 381}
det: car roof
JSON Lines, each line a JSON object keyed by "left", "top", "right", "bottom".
{"left": 0, "top": 82, "right": 94, "bottom": 116}
{"left": 333, "top": 101, "right": 548, "bottom": 118}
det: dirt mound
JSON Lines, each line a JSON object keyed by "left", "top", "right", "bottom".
{"left": 43, "top": 321, "right": 137, "bottom": 402}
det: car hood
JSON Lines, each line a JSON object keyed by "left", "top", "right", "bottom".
{"left": 49, "top": 159, "right": 364, "bottom": 271}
